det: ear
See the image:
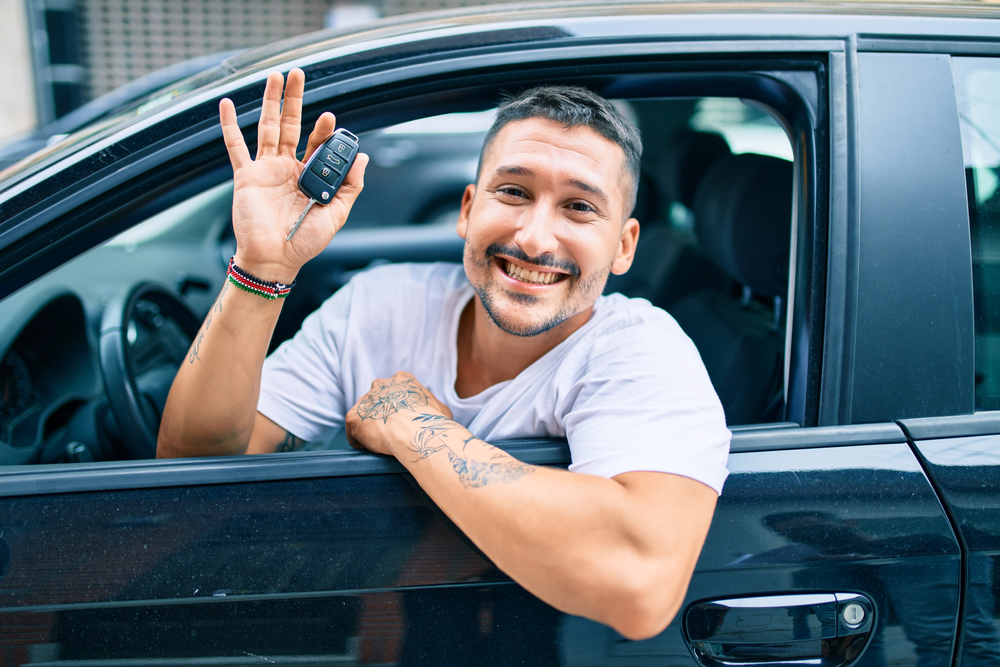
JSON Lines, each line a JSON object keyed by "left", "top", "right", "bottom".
{"left": 456, "top": 183, "right": 476, "bottom": 239}
{"left": 611, "top": 218, "right": 640, "bottom": 275}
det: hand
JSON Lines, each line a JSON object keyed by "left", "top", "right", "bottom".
{"left": 219, "top": 68, "right": 370, "bottom": 283}
{"left": 346, "top": 372, "right": 453, "bottom": 456}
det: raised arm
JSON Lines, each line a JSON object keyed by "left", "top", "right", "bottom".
{"left": 157, "top": 69, "right": 369, "bottom": 458}
{"left": 346, "top": 373, "right": 717, "bottom": 640}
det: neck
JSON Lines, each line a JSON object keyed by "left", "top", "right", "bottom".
{"left": 454, "top": 295, "right": 594, "bottom": 399}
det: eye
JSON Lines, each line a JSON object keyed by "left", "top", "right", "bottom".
{"left": 498, "top": 187, "right": 528, "bottom": 199}
{"left": 568, "top": 201, "right": 595, "bottom": 213}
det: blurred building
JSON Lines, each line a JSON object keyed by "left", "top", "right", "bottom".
{"left": 0, "top": 0, "right": 526, "bottom": 145}
{"left": 1, "top": 0, "right": 39, "bottom": 144}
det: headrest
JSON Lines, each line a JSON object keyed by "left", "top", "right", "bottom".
{"left": 660, "top": 131, "right": 732, "bottom": 208}
{"left": 692, "top": 153, "right": 793, "bottom": 298}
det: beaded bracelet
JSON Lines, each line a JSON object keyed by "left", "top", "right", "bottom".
{"left": 227, "top": 257, "right": 296, "bottom": 300}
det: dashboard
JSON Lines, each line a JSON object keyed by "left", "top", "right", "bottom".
{"left": 0, "top": 294, "right": 99, "bottom": 463}
{"left": 0, "top": 183, "right": 229, "bottom": 466}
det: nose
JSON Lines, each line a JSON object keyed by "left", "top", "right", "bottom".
{"left": 511, "top": 199, "right": 560, "bottom": 259}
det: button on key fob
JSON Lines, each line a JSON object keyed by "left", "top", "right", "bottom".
{"left": 287, "top": 128, "right": 360, "bottom": 240}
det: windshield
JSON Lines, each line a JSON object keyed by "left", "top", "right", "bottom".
{"left": 0, "top": 66, "right": 231, "bottom": 189}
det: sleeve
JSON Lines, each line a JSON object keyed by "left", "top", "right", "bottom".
{"left": 257, "top": 280, "right": 355, "bottom": 442}
{"left": 562, "top": 312, "right": 731, "bottom": 495}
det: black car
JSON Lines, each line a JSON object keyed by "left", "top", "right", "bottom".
{"left": 0, "top": 2, "right": 998, "bottom": 664}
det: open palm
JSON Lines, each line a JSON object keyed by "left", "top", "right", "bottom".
{"left": 219, "top": 69, "right": 368, "bottom": 283}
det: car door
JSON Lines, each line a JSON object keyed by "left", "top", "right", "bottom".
{"left": 0, "top": 14, "right": 977, "bottom": 666}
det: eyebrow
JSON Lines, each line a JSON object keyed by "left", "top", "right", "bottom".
{"left": 493, "top": 165, "right": 611, "bottom": 206}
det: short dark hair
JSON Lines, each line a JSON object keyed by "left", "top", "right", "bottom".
{"left": 477, "top": 85, "right": 643, "bottom": 216}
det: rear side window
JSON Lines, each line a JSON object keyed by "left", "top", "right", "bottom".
{"left": 954, "top": 57, "right": 1000, "bottom": 410}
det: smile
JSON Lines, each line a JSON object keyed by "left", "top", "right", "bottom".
{"left": 501, "top": 260, "right": 567, "bottom": 285}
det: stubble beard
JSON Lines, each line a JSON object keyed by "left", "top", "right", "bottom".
{"left": 464, "top": 241, "right": 609, "bottom": 338}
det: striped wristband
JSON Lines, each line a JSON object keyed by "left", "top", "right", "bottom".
{"left": 227, "top": 257, "right": 296, "bottom": 300}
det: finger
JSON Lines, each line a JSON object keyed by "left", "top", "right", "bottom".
{"left": 257, "top": 71, "right": 285, "bottom": 157}
{"left": 345, "top": 410, "right": 364, "bottom": 450}
{"left": 304, "top": 112, "right": 336, "bottom": 162}
{"left": 219, "top": 99, "right": 252, "bottom": 171}
{"left": 278, "top": 68, "right": 305, "bottom": 157}
{"left": 334, "top": 152, "right": 369, "bottom": 206}
{"left": 346, "top": 430, "right": 363, "bottom": 450}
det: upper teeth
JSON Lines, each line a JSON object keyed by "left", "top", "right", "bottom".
{"left": 505, "top": 261, "right": 560, "bottom": 285}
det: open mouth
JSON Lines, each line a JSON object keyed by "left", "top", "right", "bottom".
{"left": 500, "top": 259, "right": 568, "bottom": 286}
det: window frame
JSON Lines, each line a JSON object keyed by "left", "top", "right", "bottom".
{"left": 0, "top": 40, "right": 831, "bottom": 494}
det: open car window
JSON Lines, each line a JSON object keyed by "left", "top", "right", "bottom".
{"left": 0, "top": 87, "right": 796, "bottom": 468}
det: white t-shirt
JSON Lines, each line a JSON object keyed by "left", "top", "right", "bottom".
{"left": 258, "top": 262, "right": 731, "bottom": 494}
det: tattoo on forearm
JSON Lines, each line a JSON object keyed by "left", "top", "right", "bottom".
{"left": 447, "top": 451, "right": 533, "bottom": 488}
{"left": 188, "top": 281, "right": 229, "bottom": 364}
{"left": 275, "top": 430, "right": 304, "bottom": 453}
{"left": 357, "top": 377, "right": 430, "bottom": 423}
{"left": 188, "top": 330, "right": 204, "bottom": 364}
{"left": 215, "top": 280, "right": 229, "bottom": 312}
{"left": 408, "top": 414, "right": 461, "bottom": 459}
{"left": 406, "top": 415, "right": 535, "bottom": 487}
{"left": 410, "top": 428, "right": 448, "bottom": 459}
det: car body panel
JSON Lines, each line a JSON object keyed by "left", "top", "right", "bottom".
{"left": 901, "top": 413, "right": 1000, "bottom": 666}
{"left": 852, "top": 51, "right": 974, "bottom": 424}
{"left": 0, "top": 427, "right": 961, "bottom": 664}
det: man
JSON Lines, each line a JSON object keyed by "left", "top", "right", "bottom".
{"left": 158, "top": 68, "right": 730, "bottom": 640}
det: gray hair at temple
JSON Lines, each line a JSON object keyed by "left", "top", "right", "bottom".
{"left": 476, "top": 85, "right": 643, "bottom": 217}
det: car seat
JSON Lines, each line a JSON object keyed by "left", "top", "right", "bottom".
{"left": 669, "top": 152, "right": 793, "bottom": 425}
{"left": 605, "top": 131, "right": 734, "bottom": 308}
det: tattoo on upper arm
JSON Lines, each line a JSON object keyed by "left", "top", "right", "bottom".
{"left": 275, "top": 431, "right": 305, "bottom": 453}
{"left": 356, "top": 377, "right": 430, "bottom": 422}
{"left": 406, "top": 415, "right": 535, "bottom": 488}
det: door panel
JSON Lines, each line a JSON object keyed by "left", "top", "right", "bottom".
{"left": 0, "top": 426, "right": 960, "bottom": 665}
{"left": 905, "top": 429, "right": 1000, "bottom": 665}
{"left": 852, "top": 52, "right": 975, "bottom": 423}
{"left": 563, "top": 434, "right": 959, "bottom": 667}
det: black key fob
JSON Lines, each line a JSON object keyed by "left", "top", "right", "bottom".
{"left": 298, "top": 128, "right": 359, "bottom": 204}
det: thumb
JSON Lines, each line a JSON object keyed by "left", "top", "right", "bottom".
{"left": 327, "top": 153, "right": 369, "bottom": 225}
{"left": 336, "top": 152, "right": 369, "bottom": 204}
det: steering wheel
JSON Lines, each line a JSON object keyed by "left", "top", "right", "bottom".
{"left": 99, "top": 283, "right": 201, "bottom": 459}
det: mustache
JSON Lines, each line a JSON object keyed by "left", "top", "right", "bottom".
{"left": 484, "top": 243, "right": 581, "bottom": 279}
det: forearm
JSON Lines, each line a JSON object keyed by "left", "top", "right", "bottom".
{"left": 386, "top": 415, "right": 711, "bottom": 639}
{"left": 157, "top": 275, "right": 285, "bottom": 458}
{"left": 158, "top": 68, "right": 367, "bottom": 457}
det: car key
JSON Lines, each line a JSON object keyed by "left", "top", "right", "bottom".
{"left": 287, "top": 128, "right": 360, "bottom": 241}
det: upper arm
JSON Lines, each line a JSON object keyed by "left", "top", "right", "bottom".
{"left": 613, "top": 471, "right": 717, "bottom": 598}
{"left": 563, "top": 316, "right": 731, "bottom": 493}
{"left": 247, "top": 411, "right": 305, "bottom": 454}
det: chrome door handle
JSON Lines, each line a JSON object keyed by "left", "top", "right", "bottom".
{"left": 684, "top": 592, "right": 874, "bottom": 667}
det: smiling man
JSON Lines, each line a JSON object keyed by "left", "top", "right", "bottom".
{"left": 158, "top": 69, "right": 730, "bottom": 640}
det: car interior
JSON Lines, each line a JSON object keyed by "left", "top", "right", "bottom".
{"left": 0, "top": 90, "right": 795, "bottom": 466}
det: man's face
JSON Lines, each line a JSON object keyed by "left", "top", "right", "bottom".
{"left": 457, "top": 118, "right": 639, "bottom": 337}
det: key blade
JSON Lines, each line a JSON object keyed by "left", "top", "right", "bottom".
{"left": 286, "top": 199, "right": 316, "bottom": 241}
